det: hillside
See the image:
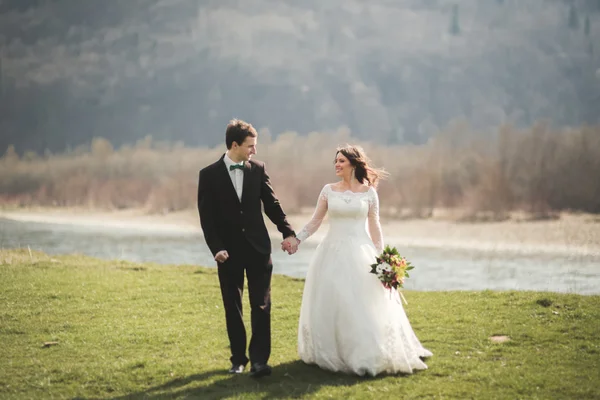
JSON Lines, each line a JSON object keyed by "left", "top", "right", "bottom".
{"left": 0, "top": 0, "right": 599, "bottom": 153}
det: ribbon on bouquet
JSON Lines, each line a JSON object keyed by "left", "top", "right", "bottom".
{"left": 388, "top": 288, "right": 408, "bottom": 305}
{"left": 398, "top": 290, "right": 408, "bottom": 305}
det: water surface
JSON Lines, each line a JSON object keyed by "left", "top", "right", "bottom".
{"left": 1, "top": 218, "right": 598, "bottom": 294}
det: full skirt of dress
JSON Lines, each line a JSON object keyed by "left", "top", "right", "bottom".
{"left": 297, "top": 233, "right": 432, "bottom": 376}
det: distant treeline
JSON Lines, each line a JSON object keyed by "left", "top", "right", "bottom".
{"left": 1, "top": 123, "right": 599, "bottom": 218}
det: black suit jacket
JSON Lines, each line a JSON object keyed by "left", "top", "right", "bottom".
{"left": 197, "top": 155, "right": 295, "bottom": 257}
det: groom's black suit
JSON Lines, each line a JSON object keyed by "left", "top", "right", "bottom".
{"left": 197, "top": 154, "right": 295, "bottom": 367}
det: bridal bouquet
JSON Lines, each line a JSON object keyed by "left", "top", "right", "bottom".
{"left": 370, "top": 245, "right": 414, "bottom": 295}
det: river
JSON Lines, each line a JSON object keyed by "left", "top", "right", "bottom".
{"left": 1, "top": 218, "right": 599, "bottom": 294}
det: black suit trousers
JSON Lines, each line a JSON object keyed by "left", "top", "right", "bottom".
{"left": 217, "top": 237, "right": 273, "bottom": 366}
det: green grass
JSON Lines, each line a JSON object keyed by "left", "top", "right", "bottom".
{"left": 1, "top": 249, "right": 599, "bottom": 400}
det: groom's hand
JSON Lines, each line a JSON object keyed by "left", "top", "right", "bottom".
{"left": 282, "top": 237, "right": 299, "bottom": 255}
{"left": 214, "top": 250, "right": 229, "bottom": 263}
{"left": 281, "top": 239, "right": 294, "bottom": 254}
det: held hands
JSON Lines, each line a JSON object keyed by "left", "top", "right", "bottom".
{"left": 281, "top": 236, "right": 300, "bottom": 255}
{"left": 216, "top": 237, "right": 297, "bottom": 262}
{"left": 214, "top": 250, "right": 229, "bottom": 263}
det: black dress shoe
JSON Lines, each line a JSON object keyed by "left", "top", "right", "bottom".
{"left": 249, "top": 363, "right": 272, "bottom": 378}
{"left": 228, "top": 364, "right": 245, "bottom": 374}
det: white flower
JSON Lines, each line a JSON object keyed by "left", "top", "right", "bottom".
{"left": 376, "top": 263, "right": 392, "bottom": 277}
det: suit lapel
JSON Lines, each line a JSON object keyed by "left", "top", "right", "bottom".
{"left": 241, "top": 161, "right": 252, "bottom": 204}
{"left": 216, "top": 156, "right": 241, "bottom": 205}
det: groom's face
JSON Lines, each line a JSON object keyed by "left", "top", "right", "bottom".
{"left": 232, "top": 136, "right": 257, "bottom": 162}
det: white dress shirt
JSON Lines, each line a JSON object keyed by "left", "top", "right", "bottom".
{"left": 224, "top": 153, "right": 244, "bottom": 201}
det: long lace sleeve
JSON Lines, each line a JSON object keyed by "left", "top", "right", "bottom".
{"left": 296, "top": 185, "right": 329, "bottom": 242}
{"left": 368, "top": 188, "right": 384, "bottom": 253}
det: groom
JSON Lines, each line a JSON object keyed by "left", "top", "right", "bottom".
{"left": 197, "top": 119, "right": 298, "bottom": 378}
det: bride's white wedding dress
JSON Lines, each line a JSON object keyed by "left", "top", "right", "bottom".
{"left": 295, "top": 184, "right": 432, "bottom": 376}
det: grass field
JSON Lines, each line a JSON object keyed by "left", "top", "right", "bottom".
{"left": 1, "top": 249, "right": 599, "bottom": 399}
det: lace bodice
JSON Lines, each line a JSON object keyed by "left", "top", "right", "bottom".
{"left": 296, "top": 184, "right": 384, "bottom": 253}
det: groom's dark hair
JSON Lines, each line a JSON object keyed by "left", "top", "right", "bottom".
{"left": 226, "top": 119, "right": 258, "bottom": 149}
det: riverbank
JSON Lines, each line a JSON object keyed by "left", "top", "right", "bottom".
{"left": 1, "top": 207, "right": 599, "bottom": 257}
{"left": 1, "top": 249, "right": 599, "bottom": 399}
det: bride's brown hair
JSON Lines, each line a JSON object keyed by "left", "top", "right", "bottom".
{"left": 335, "top": 145, "right": 389, "bottom": 188}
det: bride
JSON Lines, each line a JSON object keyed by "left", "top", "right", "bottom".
{"left": 284, "top": 145, "right": 432, "bottom": 376}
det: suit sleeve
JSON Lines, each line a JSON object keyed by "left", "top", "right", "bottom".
{"left": 197, "top": 169, "right": 225, "bottom": 257}
{"left": 260, "top": 163, "right": 295, "bottom": 239}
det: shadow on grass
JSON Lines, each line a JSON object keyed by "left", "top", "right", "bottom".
{"left": 84, "top": 360, "right": 399, "bottom": 400}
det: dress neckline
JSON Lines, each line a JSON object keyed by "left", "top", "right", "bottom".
{"left": 327, "top": 184, "right": 372, "bottom": 195}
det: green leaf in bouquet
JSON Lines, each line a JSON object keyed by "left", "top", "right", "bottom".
{"left": 406, "top": 266, "right": 415, "bottom": 271}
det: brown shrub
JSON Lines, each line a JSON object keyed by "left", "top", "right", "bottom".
{"left": 1, "top": 124, "right": 599, "bottom": 216}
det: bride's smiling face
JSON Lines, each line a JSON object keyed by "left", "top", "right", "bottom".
{"left": 334, "top": 152, "right": 352, "bottom": 178}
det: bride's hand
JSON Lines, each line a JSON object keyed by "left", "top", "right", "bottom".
{"left": 282, "top": 237, "right": 299, "bottom": 255}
